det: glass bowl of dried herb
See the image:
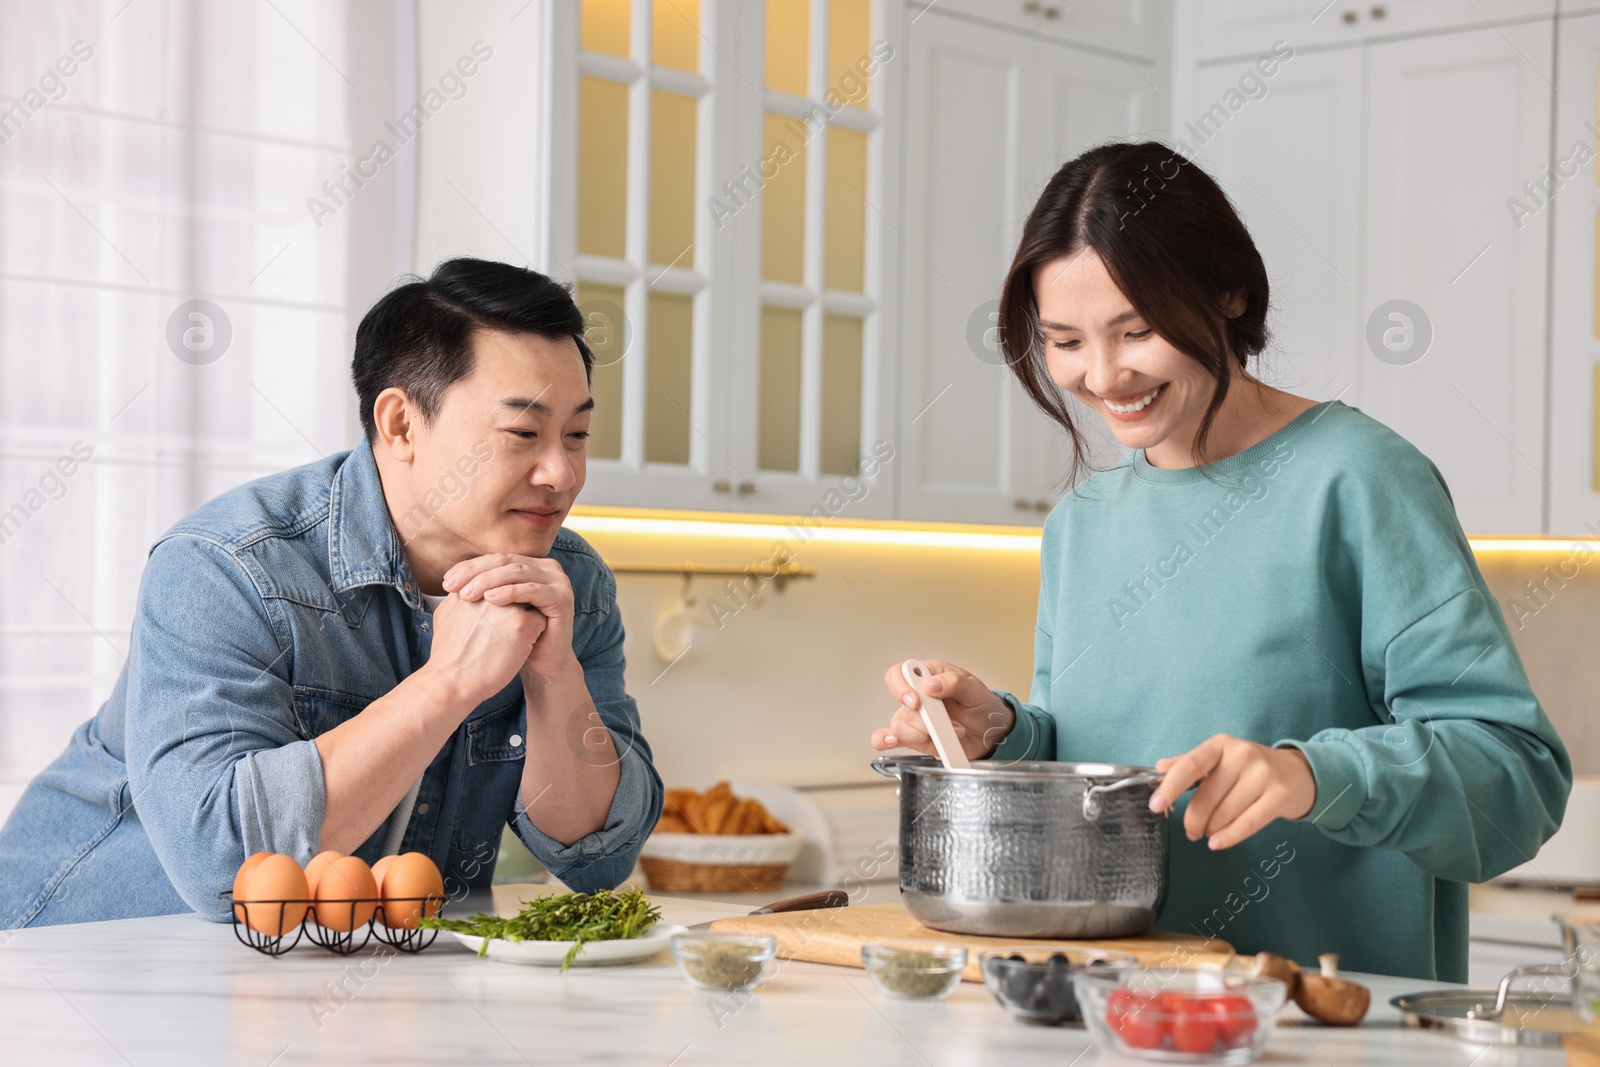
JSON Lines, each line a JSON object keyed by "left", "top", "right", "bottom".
{"left": 669, "top": 931, "right": 778, "bottom": 992}
{"left": 861, "top": 941, "right": 968, "bottom": 1000}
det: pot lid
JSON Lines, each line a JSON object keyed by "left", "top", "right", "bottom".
{"left": 1389, "top": 988, "right": 1584, "bottom": 1047}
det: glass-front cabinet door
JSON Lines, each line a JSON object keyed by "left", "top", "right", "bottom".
{"left": 546, "top": 0, "right": 902, "bottom": 517}
{"left": 546, "top": 0, "right": 739, "bottom": 510}
{"left": 723, "top": 0, "right": 901, "bottom": 518}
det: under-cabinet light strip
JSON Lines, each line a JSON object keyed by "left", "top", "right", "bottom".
{"left": 567, "top": 509, "right": 1585, "bottom": 555}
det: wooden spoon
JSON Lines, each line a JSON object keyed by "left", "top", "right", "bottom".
{"left": 900, "top": 658, "right": 971, "bottom": 770}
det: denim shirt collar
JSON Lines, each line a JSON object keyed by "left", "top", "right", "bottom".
{"left": 327, "top": 438, "right": 421, "bottom": 608}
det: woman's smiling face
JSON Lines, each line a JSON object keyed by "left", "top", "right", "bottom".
{"left": 1034, "top": 248, "right": 1219, "bottom": 465}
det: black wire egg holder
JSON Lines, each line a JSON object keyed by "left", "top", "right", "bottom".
{"left": 217, "top": 891, "right": 446, "bottom": 957}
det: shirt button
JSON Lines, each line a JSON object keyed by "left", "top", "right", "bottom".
{"left": 416, "top": 802, "right": 429, "bottom": 815}
{"left": 509, "top": 734, "right": 523, "bottom": 747}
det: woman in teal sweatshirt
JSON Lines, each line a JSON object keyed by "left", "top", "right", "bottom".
{"left": 873, "top": 141, "right": 1570, "bottom": 983}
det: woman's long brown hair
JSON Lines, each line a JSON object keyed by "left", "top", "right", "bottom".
{"left": 998, "top": 141, "right": 1272, "bottom": 485}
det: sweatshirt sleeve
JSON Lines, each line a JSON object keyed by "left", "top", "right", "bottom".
{"left": 1278, "top": 587, "right": 1570, "bottom": 881}
{"left": 988, "top": 520, "right": 1059, "bottom": 763}
{"left": 1275, "top": 445, "right": 1570, "bottom": 883}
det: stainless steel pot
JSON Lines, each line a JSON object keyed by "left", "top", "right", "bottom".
{"left": 872, "top": 754, "right": 1169, "bottom": 939}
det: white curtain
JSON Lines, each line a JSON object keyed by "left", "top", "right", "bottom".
{"left": 0, "top": 0, "right": 417, "bottom": 824}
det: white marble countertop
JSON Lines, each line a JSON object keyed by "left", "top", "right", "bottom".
{"left": 0, "top": 884, "right": 1572, "bottom": 1066}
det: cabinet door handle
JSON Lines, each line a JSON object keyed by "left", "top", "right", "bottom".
{"left": 1341, "top": 9, "right": 1358, "bottom": 23}
{"left": 1014, "top": 497, "right": 1032, "bottom": 510}
{"left": 737, "top": 481, "right": 758, "bottom": 495}
{"left": 1043, "top": 6, "right": 1061, "bottom": 18}
{"left": 712, "top": 479, "right": 731, "bottom": 493}
{"left": 1369, "top": 5, "right": 1386, "bottom": 18}
{"left": 1033, "top": 499, "right": 1052, "bottom": 512}
{"left": 1022, "top": 1, "right": 1041, "bottom": 12}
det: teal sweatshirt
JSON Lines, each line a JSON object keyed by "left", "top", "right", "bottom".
{"left": 989, "top": 400, "right": 1570, "bottom": 982}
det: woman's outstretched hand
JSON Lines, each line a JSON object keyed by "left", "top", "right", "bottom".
{"left": 1148, "top": 735, "right": 1317, "bottom": 850}
{"left": 873, "top": 659, "right": 1016, "bottom": 761}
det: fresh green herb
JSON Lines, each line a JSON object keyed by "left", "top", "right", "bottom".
{"left": 421, "top": 886, "right": 660, "bottom": 970}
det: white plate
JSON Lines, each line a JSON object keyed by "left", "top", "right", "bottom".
{"left": 443, "top": 922, "right": 687, "bottom": 967}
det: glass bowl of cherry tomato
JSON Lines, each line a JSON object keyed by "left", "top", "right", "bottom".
{"left": 980, "top": 947, "right": 1138, "bottom": 1024}
{"left": 1075, "top": 967, "right": 1288, "bottom": 1064}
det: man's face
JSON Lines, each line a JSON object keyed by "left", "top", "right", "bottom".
{"left": 401, "top": 329, "right": 592, "bottom": 560}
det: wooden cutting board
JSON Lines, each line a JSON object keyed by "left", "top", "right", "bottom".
{"left": 1568, "top": 1019, "right": 1600, "bottom": 1066}
{"left": 709, "top": 902, "right": 1234, "bottom": 983}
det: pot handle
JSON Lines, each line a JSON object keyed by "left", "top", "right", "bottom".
{"left": 1082, "top": 772, "right": 1165, "bottom": 820}
{"left": 1482, "top": 963, "right": 1576, "bottom": 1018}
{"left": 871, "top": 755, "right": 903, "bottom": 779}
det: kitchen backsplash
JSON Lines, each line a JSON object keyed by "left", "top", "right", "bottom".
{"left": 584, "top": 528, "right": 1600, "bottom": 791}
{"left": 1476, "top": 552, "right": 1598, "bottom": 777}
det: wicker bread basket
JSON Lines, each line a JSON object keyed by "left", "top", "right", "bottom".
{"left": 639, "top": 831, "right": 803, "bottom": 893}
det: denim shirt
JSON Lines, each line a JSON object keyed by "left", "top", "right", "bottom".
{"left": 0, "top": 440, "right": 663, "bottom": 927}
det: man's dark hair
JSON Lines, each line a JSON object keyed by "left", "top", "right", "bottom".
{"left": 352, "top": 257, "right": 593, "bottom": 440}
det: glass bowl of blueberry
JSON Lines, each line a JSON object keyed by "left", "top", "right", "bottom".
{"left": 980, "top": 947, "right": 1139, "bottom": 1024}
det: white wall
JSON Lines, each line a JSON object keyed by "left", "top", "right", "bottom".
{"left": 412, "top": 0, "right": 545, "bottom": 275}
{"left": 576, "top": 521, "right": 1043, "bottom": 788}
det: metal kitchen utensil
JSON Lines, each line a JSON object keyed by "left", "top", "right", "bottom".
{"left": 900, "top": 659, "right": 970, "bottom": 770}
{"left": 1390, "top": 963, "right": 1585, "bottom": 1047}
{"left": 872, "top": 754, "right": 1168, "bottom": 939}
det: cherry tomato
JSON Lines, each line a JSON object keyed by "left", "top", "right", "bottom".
{"left": 1169, "top": 1000, "right": 1220, "bottom": 1054}
{"left": 1206, "top": 994, "right": 1259, "bottom": 1045}
{"left": 1107, "top": 988, "right": 1167, "bottom": 1050}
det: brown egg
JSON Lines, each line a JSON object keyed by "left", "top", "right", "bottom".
{"left": 313, "top": 856, "right": 378, "bottom": 931}
{"left": 242, "top": 854, "right": 309, "bottom": 935}
{"left": 231, "top": 851, "right": 273, "bottom": 922}
{"left": 303, "top": 850, "right": 344, "bottom": 896}
{"left": 231, "top": 851, "right": 273, "bottom": 926}
{"left": 371, "top": 854, "right": 397, "bottom": 895}
{"left": 379, "top": 851, "right": 443, "bottom": 929}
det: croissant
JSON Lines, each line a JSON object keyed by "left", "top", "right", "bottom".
{"left": 652, "top": 783, "right": 790, "bottom": 836}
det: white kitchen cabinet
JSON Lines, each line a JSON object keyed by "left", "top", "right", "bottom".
{"left": 544, "top": 1, "right": 741, "bottom": 513}
{"left": 1548, "top": 11, "right": 1600, "bottom": 535}
{"left": 1358, "top": 19, "right": 1553, "bottom": 534}
{"left": 897, "top": 8, "right": 1161, "bottom": 525}
{"left": 1189, "top": 0, "right": 1556, "bottom": 62}
{"left": 912, "top": 0, "right": 1165, "bottom": 62}
{"left": 717, "top": 0, "right": 906, "bottom": 520}
{"left": 547, "top": 0, "right": 902, "bottom": 519}
{"left": 1179, "top": 12, "right": 1554, "bottom": 534}
{"left": 897, "top": 12, "right": 1035, "bottom": 526}
{"left": 1185, "top": 44, "right": 1365, "bottom": 408}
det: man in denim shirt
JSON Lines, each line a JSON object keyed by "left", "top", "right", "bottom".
{"left": 0, "top": 258, "right": 664, "bottom": 926}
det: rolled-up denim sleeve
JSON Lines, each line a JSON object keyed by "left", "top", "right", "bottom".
{"left": 512, "top": 744, "right": 654, "bottom": 890}
{"left": 123, "top": 534, "right": 321, "bottom": 922}
{"left": 510, "top": 586, "right": 662, "bottom": 891}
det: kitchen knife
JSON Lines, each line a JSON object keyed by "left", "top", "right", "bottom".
{"left": 687, "top": 889, "right": 849, "bottom": 930}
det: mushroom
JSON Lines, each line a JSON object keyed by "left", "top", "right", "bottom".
{"left": 1249, "top": 951, "right": 1302, "bottom": 997}
{"left": 1293, "top": 953, "right": 1370, "bottom": 1026}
